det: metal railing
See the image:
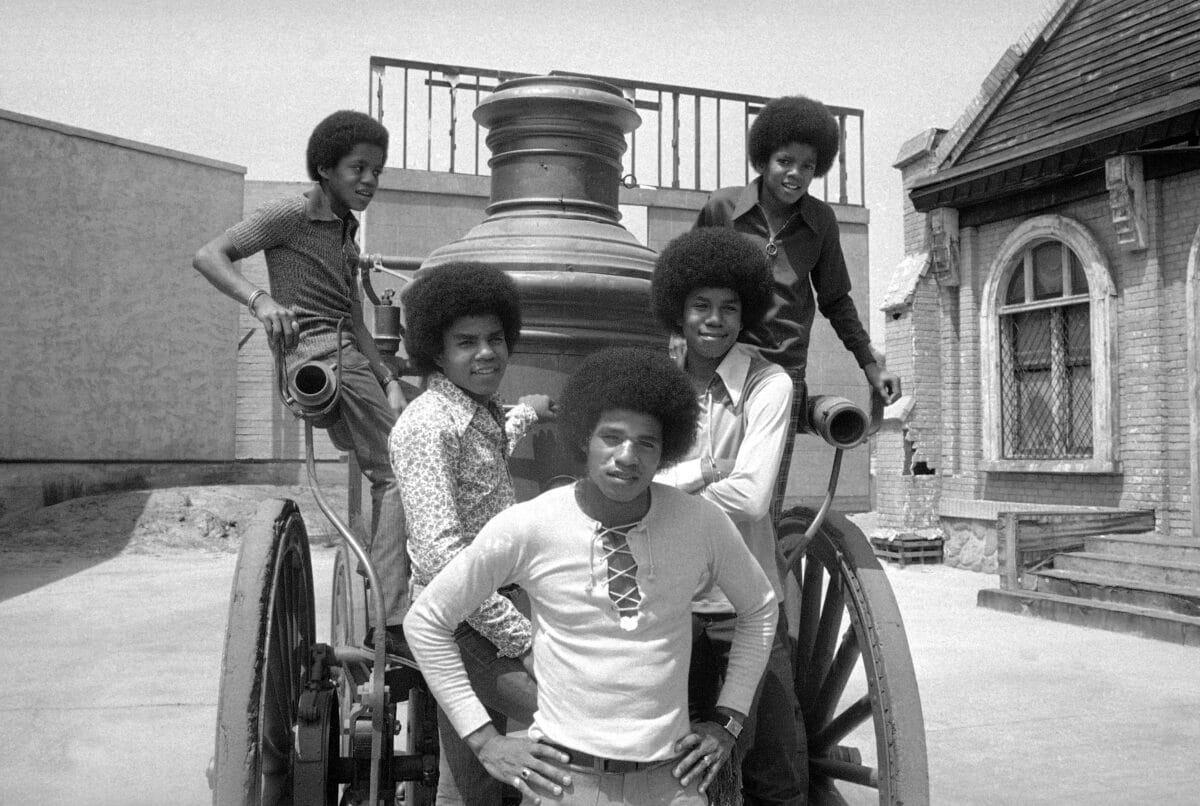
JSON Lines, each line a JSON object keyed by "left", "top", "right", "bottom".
{"left": 368, "top": 57, "right": 865, "bottom": 206}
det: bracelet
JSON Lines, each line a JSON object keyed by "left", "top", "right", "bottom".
{"left": 707, "top": 456, "right": 722, "bottom": 483}
{"left": 246, "top": 289, "right": 268, "bottom": 314}
{"left": 379, "top": 372, "right": 399, "bottom": 389}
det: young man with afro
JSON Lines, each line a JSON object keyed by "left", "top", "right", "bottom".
{"left": 694, "top": 95, "right": 901, "bottom": 406}
{"left": 404, "top": 346, "right": 777, "bottom": 806}
{"left": 652, "top": 228, "right": 806, "bottom": 804}
{"left": 193, "top": 110, "right": 409, "bottom": 640}
{"left": 389, "top": 261, "right": 556, "bottom": 805}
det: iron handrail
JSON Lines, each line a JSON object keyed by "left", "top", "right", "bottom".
{"left": 368, "top": 56, "right": 865, "bottom": 205}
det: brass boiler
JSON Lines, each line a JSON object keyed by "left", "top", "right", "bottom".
{"left": 418, "top": 75, "right": 665, "bottom": 498}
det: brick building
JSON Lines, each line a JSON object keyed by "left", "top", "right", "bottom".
{"left": 880, "top": 0, "right": 1200, "bottom": 578}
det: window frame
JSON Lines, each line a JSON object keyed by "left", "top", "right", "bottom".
{"left": 980, "top": 215, "right": 1119, "bottom": 474}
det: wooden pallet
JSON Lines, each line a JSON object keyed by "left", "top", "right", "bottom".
{"left": 870, "top": 536, "right": 944, "bottom": 566}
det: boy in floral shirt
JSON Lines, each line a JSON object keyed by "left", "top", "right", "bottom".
{"left": 389, "top": 261, "right": 552, "bottom": 805}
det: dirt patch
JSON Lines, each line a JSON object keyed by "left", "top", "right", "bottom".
{"left": 0, "top": 484, "right": 346, "bottom": 558}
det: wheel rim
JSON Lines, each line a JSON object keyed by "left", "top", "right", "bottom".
{"left": 329, "top": 545, "right": 366, "bottom": 760}
{"left": 257, "top": 523, "right": 315, "bottom": 803}
{"left": 213, "top": 499, "right": 316, "bottom": 806}
{"left": 783, "top": 508, "right": 928, "bottom": 805}
{"left": 330, "top": 545, "right": 363, "bottom": 649}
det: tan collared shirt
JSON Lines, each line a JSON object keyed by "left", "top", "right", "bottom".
{"left": 656, "top": 343, "right": 793, "bottom": 610}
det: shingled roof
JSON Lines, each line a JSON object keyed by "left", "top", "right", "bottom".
{"left": 910, "top": 0, "right": 1200, "bottom": 216}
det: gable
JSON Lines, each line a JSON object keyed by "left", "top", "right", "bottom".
{"left": 910, "top": 0, "right": 1200, "bottom": 216}
{"left": 955, "top": 0, "right": 1200, "bottom": 169}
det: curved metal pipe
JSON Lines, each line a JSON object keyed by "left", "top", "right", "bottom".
{"left": 783, "top": 388, "right": 884, "bottom": 567}
{"left": 304, "top": 421, "right": 388, "bottom": 806}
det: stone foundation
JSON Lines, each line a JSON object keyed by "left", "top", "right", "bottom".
{"left": 939, "top": 516, "right": 999, "bottom": 573}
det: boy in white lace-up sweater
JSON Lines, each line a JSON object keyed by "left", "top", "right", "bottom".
{"left": 405, "top": 347, "right": 776, "bottom": 805}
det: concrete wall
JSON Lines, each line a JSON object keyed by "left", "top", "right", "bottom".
{"left": 0, "top": 109, "right": 244, "bottom": 461}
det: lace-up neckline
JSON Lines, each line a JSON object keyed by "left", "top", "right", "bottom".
{"left": 589, "top": 519, "right": 647, "bottom": 631}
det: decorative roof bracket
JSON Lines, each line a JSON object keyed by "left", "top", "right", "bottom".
{"left": 928, "top": 207, "right": 960, "bottom": 287}
{"left": 1105, "top": 155, "right": 1147, "bottom": 251}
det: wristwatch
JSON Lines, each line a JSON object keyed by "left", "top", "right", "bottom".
{"left": 379, "top": 372, "right": 399, "bottom": 389}
{"left": 711, "top": 712, "right": 743, "bottom": 740}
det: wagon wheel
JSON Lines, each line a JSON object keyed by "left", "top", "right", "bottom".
{"left": 781, "top": 507, "right": 928, "bottom": 805}
{"left": 213, "top": 498, "right": 317, "bottom": 806}
{"left": 330, "top": 543, "right": 366, "bottom": 651}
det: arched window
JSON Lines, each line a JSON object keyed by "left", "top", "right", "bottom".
{"left": 981, "top": 216, "right": 1118, "bottom": 473}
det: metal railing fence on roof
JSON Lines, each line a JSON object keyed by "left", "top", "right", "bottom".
{"left": 368, "top": 57, "right": 865, "bottom": 206}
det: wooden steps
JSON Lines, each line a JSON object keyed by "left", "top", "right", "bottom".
{"left": 977, "top": 587, "right": 1200, "bottom": 646}
{"left": 978, "top": 529, "right": 1200, "bottom": 646}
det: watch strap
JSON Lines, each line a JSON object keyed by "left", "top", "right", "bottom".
{"left": 709, "top": 712, "right": 742, "bottom": 739}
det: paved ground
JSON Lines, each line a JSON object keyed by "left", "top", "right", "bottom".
{"left": 1, "top": 498, "right": 1198, "bottom": 805}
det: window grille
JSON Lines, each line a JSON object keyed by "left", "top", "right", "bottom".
{"left": 998, "top": 242, "right": 1093, "bottom": 459}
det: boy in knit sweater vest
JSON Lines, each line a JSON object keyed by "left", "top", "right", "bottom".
{"left": 405, "top": 348, "right": 777, "bottom": 805}
{"left": 193, "top": 110, "right": 408, "bottom": 642}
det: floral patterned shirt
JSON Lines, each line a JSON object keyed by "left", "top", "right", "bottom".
{"left": 389, "top": 373, "right": 538, "bottom": 657}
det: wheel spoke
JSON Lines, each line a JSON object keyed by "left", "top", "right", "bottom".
{"left": 813, "top": 627, "right": 860, "bottom": 729}
{"left": 810, "top": 755, "right": 879, "bottom": 789}
{"left": 809, "top": 694, "right": 872, "bottom": 755}
{"left": 793, "top": 556, "right": 824, "bottom": 689}
{"left": 801, "top": 572, "right": 844, "bottom": 726}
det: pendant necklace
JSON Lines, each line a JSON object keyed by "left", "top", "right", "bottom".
{"left": 762, "top": 204, "right": 802, "bottom": 260}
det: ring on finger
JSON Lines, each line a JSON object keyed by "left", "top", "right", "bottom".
{"left": 520, "top": 767, "right": 531, "bottom": 780}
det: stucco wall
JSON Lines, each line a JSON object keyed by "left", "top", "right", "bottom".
{"left": 0, "top": 109, "right": 243, "bottom": 461}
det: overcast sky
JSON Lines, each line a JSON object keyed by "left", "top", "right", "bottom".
{"left": 3, "top": 0, "right": 1057, "bottom": 334}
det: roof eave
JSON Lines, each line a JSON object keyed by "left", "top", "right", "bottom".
{"left": 910, "top": 94, "right": 1200, "bottom": 213}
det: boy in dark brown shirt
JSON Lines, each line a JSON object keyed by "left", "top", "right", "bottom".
{"left": 695, "top": 95, "right": 900, "bottom": 404}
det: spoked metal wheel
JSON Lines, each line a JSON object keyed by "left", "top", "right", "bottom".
{"left": 330, "top": 543, "right": 366, "bottom": 651}
{"left": 330, "top": 543, "right": 367, "bottom": 751}
{"left": 781, "top": 507, "right": 928, "bottom": 805}
{"left": 213, "top": 499, "right": 317, "bottom": 806}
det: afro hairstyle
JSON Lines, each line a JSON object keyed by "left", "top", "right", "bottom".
{"left": 557, "top": 347, "right": 699, "bottom": 468}
{"left": 306, "top": 110, "right": 389, "bottom": 182}
{"left": 748, "top": 95, "right": 839, "bottom": 178}
{"left": 652, "top": 228, "right": 775, "bottom": 335}
{"left": 401, "top": 262, "right": 522, "bottom": 375}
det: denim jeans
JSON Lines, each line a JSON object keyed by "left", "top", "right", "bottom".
{"left": 320, "top": 346, "right": 407, "bottom": 625}
{"left": 690, "top": 604, "right": 807, "bottom": 805}
{"left": 436, "top": 622, "right": 539, "bottom": 805}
